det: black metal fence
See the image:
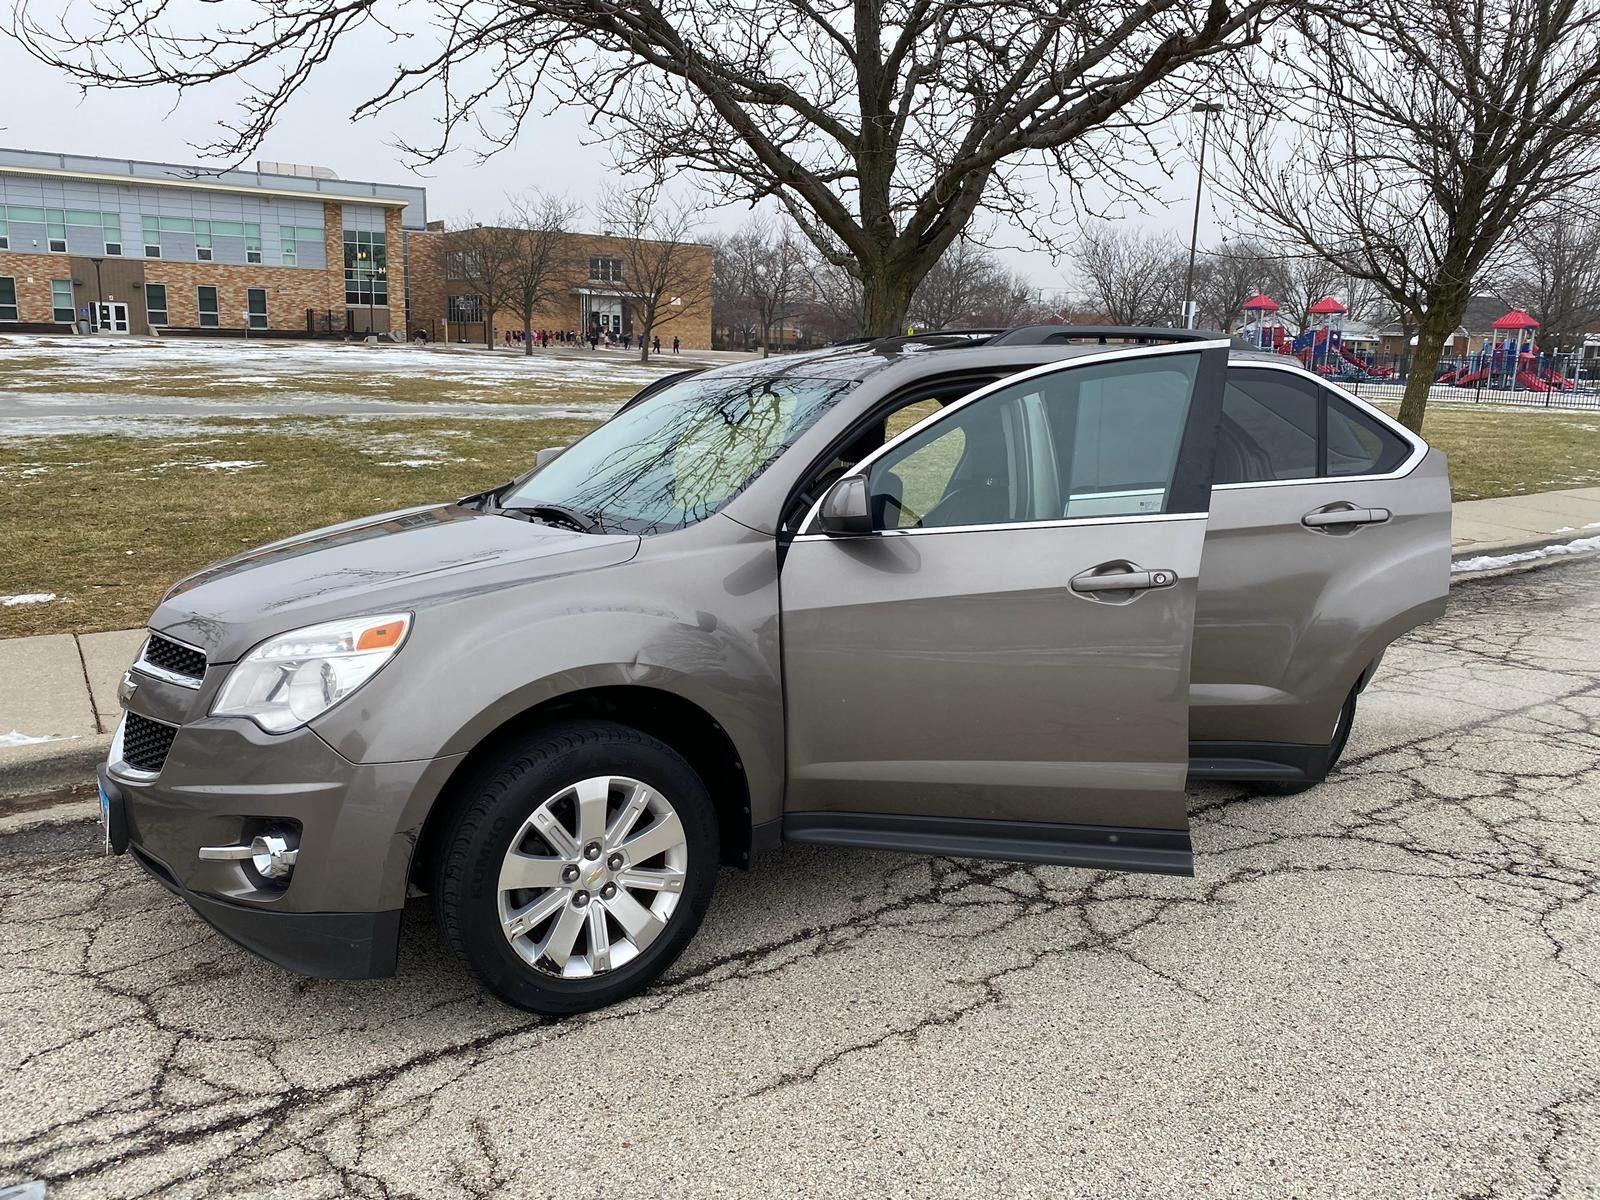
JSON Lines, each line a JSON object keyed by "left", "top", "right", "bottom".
{"left": 1292, "top": 347, "right": 1600, "bottom": 411}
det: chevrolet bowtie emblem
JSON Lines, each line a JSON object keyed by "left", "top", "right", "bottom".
{"left": 117, "top": 671, "right": 138, "bottom": 708}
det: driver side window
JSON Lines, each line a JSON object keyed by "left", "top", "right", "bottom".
{"left": 868, "top": 391, "right": 1030, "bottom": 530}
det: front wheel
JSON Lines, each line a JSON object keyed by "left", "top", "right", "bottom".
{"left": 435, "top": 721, "right": 719, "bottom": 1014}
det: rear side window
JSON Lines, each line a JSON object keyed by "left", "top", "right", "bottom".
{"left": 1327, "top": 396, "right": 1411, "bottom": 476}
{"left": 1219, "top": 368, "right": 1412, "bottom": 483}
{"left": 1218, "top": 374, "right": 1318, "bottom": 483}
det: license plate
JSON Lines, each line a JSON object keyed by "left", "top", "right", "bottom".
{"left": 99, "top": 782, "right": 113, "bottom": 855}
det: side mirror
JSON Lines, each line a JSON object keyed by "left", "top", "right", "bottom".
{"left": 817, "top": 475, "right": 874, "bottom": 537}
{"left": 534, "top": 446, "right": 568, "bottom": 469}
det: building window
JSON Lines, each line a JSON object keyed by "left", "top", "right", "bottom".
{"left": 447, "top": 294, "right": 483, "bottom": 323}
{"left": 279, "top": 225, "right": 321, "bottom": 268}
{"left": 446, "top": 250, "right": 482, "bottom": 280}
{"left": 0, "top": 277, "right": 17, "bottom": 321}
{"left": 0, "top": 214, "right": 7, "bottom": 250}
{"left": 195, "top": 220, "right": 213, "bottom": 261}
{"left": 47, "top": 209, "right": 67, "bottom": 253}
{"left": 103, "top": 212, "right": 122, "bottom": 256}
{"left": 145, "top": 283, "right": 168, "bottom": 327}
{"left": 344, "top": 228, "right": 388, "bottom": 306}
{"left": 246, "top": 229, "right": 262, "bottom": 264}
{"left": 589, "top": 256, "right": 623, "bottom": 283}
{"left": 197, "top": 285, "right": 219, "bottom": 328}
{"left": 247, "top": 288, "right": 267, "bottom": 330}
{"left": 50, "top": 280, "right": 75, "bottom": 324}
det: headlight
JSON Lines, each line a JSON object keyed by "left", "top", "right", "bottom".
{"left": 212, "top": 613, "right": 411, "bottom": 733}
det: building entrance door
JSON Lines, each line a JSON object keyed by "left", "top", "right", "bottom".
{"left": 93, "top": 302, "right": 131, "bottom": 334}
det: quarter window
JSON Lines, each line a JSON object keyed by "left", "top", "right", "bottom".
{"left": 50, "top": 279, "right": 75, "bottom": 324}
{"left": 145, "top": 283, "right": 168, "bottom": 327}
{"left": 197, "top": 285, "right": 219, "bottom": 328}
{"left": 1327, "top": 395, "right": 1411, "bottom": 476}
{"left": 0, "top": 276, "right": 17, "bottom": 321}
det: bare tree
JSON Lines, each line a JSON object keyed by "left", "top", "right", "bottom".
{"left": 1072, "top": 227, "right": 1187, "bottom": 325}
{"left": 1192, "top": 237, "right": 1280, "bottom": 330}
{"left": 445, "top": 220, "right": 523, "bottom": 349}
{"left": 710, "top": 233, "right": 759, "bottom": 349}
{"left": 1492, "top": 207, "right": 1600, "bottom": 353}
{"left": 501, "top": 192, "right": 582, "bottom": 355}
{"left": 1220, "top": 0, "right": 1600, "bottom": 431}
{"left": 602, "top": 188, "right": 712, "bottom": 363}
{"left": 12, "top": 0, "right": 1289, "bottom": 338}
{"left": 743, "top": 220, "right": 809, "bottom": 357}
{"left": 795, "top": 251, "right": 866, "bottom": 345}
{"left": 910, "top": 240, "right": 1042, "bottom": 330}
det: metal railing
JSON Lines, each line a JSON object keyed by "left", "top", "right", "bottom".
{"left": 1253, "top": 344, "right": 1600, "bottom": 411}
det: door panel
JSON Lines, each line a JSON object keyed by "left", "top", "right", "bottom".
{"left": 1193, "top": 398, "right": 1450, "bottom": 750}
{"left": 781, "top": 517, "right": 1207, "bottom": 830}
{"left": 778, "top": 344, "right": 1229, "bottom": 871}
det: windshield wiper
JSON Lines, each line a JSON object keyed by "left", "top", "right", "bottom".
{"left": 498, "top": 503, "right": 604, "bottom": 534}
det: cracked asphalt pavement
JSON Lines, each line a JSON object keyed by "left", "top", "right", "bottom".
{"left": 4, "top": 560, "right": 1600, "bottom": 1199}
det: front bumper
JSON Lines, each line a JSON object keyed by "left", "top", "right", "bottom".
{"left": 104, "top": 787, "right": 402, "bottom": 981}
{"left": 101, "top": 687, "right": 461, "bottom": 979}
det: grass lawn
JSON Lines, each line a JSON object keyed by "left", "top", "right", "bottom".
{"left": 1381, "top": 403, "right": 1600, "bottom": 501}
{"left": 0, "top": 416, "right": 602, "bottom": 639}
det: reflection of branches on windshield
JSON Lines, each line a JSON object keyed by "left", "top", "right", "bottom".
{"left": 525, "top": 372, "right": 850, "bottom": 535}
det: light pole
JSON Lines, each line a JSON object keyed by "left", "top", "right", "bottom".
{"left": 1182, "top": 102, "right": 1224, "bottom": 330}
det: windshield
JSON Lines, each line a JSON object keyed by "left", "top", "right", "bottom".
{"left": 500, "top": 369, "right": 857, "bottom": 534}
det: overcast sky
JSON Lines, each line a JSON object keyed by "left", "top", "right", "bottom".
{"left": 0, "top": 28, "right": 1228, "bottom": 295}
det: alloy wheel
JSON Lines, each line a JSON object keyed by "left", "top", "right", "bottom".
{"left": 496, "top": 775, "right": 688, "bottom": 978}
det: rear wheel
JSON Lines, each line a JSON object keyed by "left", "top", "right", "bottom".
{"left": 435, "top": 721, "right": 719, "bottom": 1014}
{"left": 1250, "top": 686, "right": 1358, "bottom": 797}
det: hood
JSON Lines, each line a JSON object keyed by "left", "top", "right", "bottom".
{"left": 151, "top": 504, "right": 640, "bottom": 661}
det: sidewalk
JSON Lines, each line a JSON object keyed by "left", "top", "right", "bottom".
{"left": 3, "top": 486, "right": 1599, "bottom": 798}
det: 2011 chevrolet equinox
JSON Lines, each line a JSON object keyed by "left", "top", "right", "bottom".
{"left": 98, "top": 327, "right": 1450, "bottom": 1013}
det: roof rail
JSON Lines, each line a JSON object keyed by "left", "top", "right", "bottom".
{"left": 988, "top": 325, "right": 1227, "bottom": 346}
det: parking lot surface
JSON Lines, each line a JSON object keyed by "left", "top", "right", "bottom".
{"left": 3, "top": 560, "right": 1598, "bottom": 1199}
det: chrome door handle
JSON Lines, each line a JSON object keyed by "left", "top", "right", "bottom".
{"left": 1070, "top": 566, "right": 1179, "bottom": 593}
{"left": 1303, "top": 505, "right": 1391, "bottom": 530}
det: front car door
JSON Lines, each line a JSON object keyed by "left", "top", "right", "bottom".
{"left": 778, "top": 342, "right": 1230, "bottom": 875}
{"left": 1190, "top": 362, "right": 1450, "bottom": 778}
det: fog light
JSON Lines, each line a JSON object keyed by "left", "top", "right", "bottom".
{"left": 250, "top": 830, "right": 299, "bottom": 880}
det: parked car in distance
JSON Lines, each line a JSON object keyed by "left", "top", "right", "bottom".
{"left": 98, "top": 327, "right": 1450, "bottom": 1013}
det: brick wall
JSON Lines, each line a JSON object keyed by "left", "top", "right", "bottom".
{"left": 0, "top": 251, "right": 72, "bottom": 325}
{"left": 142, "top": 261, "right": 340, "bottom": 331}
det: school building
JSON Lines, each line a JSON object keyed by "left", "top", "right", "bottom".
{"left": 0, "top": 146, "right": 426, "bottom": 337}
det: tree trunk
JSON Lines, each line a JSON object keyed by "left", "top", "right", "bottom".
{"left": 523, "top": 316, "right": 533, "bottom": 355}
{"left": 861, "top": 270, "right": 915, "bottom": 338}
{"left": 638, "top": 322, "right": 651, "bottom": 364}
{"left": 760, "top": 321, "right": 771, "bottom": 358}
{"left": 1397, "top": 318, "right": 1452, "bottom": 433}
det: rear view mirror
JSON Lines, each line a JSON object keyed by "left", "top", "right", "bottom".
{"left": 817, "top": 475, "right": 873, "bottom": 537}
{"left": 534, "top": 446, "right": 567, "bottom": 469}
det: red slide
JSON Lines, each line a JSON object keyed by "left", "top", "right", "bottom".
{"left": 1516, "top": 369, "right": 1552, "bottom": 393}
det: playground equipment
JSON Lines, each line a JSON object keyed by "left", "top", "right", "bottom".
{"left": 1434, "top": 309, "right": 1576, "bottom": 392}
{"left": 1239, "top": 294, "right": 1289, "bottom": 351}
{"left": 1289, "top": 296, "right": 1393, "bottom": 379}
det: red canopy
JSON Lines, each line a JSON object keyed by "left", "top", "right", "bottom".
{"left": 1491, "top": 308, "right": 1538, "bottom": 330}
{"left": 1242, "top": 294, "right": 1280, "bottom": 312}
{"left": 1308, "top": 296, "right": 1347, "bottom": 315}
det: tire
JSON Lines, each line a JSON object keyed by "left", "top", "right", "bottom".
{"left": 434, "top": 720, "right": 719, "bottom": 1014}
{"left": 1250, "top": 686, "right": 1358, "bottom": 797}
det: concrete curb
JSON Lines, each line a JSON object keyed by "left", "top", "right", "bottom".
{"left": 1448, "top": 532, "right": 1600, "bottom": 580}
{"left": 0, "top": 733, "right": 112, "bottom": 801}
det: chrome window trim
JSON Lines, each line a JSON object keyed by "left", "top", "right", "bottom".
{"left": 106, "top": 713, "right": 162, "bottom": 783}
{"left": 1221, "top": 358, "right": 1429, "bottom": 486}
{"left": 791, "top": 510, "right": 1209, "bottom": 543}
{"left": 132, "top": 630, "right": 207, "bottom": 690}
{"left": 796, "top": 340, "right": 1231, "bottom": 537}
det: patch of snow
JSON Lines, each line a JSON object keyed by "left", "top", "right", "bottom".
{"left": 151, "top": 459, "right": 263, "bottom": 472}
{"left": 377, "top": 459, "right": 452, "bottom": 467}
{"left": 1452, "top": 535, "right": 1600, "bottom": 574}
{"left": 1, "top": 593, "right": 57, "bottom": 606}
{"left": 0, "top": 730, "right": 60, "bottom": 747}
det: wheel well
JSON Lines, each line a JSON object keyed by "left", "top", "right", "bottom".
{"left": 410, "top": 686, "right": 754, "bottom": 890}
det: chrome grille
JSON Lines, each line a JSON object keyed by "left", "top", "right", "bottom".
{"left": 141, "top": 633, "right": 206, "bottom": 683}
{"left": 121, "top": 712, "right": 178, "bottom": 774}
